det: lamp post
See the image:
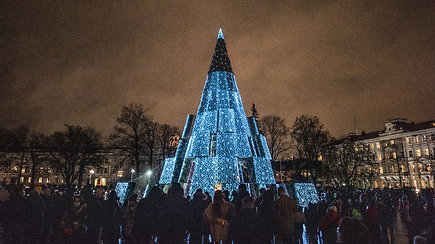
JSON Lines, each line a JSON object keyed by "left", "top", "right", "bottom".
{"left": 131, "top": 169, "right": 135, "bottom": 182}
{"left": 89, "top": 169, "right": 95, "bottom": 185}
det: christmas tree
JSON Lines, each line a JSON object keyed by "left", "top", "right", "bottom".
{"left": 159, "top": 29, "right": 275, "bottom": 196}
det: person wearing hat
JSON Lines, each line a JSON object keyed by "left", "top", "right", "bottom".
{"left": 319, "top": 203, "right": 341, "bottom": 244}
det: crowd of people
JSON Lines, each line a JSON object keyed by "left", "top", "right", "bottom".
{"left": 0, "top": 182, "right": 434, "bottom": 244}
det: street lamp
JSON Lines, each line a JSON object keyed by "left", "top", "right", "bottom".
{"left": 131, "top": 169, "right": 135, "bottom": 182}
{"left": 146, "top": 170, "right": 152, "bottom": 177}
{"left": 89, "top": 169, "right": 95, "bottom": 185}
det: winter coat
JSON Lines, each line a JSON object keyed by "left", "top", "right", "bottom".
{"left": 204, "top": 200, "right": 234, "bottom": 242}
{"left": 258, "top": 200, "right": 279, "bottom": 241}
{"left": 231, "top": 208, "right": 261, "bottom": 244}
{"left": 158, "top": 193, "right": 191, "bottom": 243}
{"left": 319, "top": 208, "right": 340, "bottom": 243}
{"left": 276, "top": 194, "right": 297, "bottom": 235}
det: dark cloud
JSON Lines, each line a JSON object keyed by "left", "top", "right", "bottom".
{"left": 1, "top": 0, "right": 434, "bottom": 137}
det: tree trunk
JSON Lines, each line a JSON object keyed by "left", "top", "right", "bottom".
{"left": 77, "top": 167, "right": 84, "bottom": 187}
{"left": 16, "top": 152, "right": 25, "bottom": 185}
{"left": 30, "top": 160, "right": 37, "bottom": 189}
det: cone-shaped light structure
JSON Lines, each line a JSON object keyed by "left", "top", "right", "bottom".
{"left": 159, "top": 29, "right": 275, "bottom": 196}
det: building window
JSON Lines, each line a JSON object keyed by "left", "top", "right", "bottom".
{"left": 424, "top": 148, "right": 429, "bottom": 156}
{"left": 390, "top": 140, "right": 395, "bottom": 145}
{"left": 379, "top": 166, "right": 383, "bottom": 174}
{"left": 423, "top": 135, "right": 427, "bottom": 141}
{"left": 393, "top": 152, "right": 397, "bottom": 159}
{"left": 376, "top": 142, "right": 380, "bottom": 149}
{"left": 406, "top": 137, "right": 412, "bottom": 144}
{"left": 103, "top": 168, "right": 108, "bottom": 174}
{"left": 415, "top": 136, "right": 419, "bottom": 143}
{"left": 370, "top": 143, "right": 374, "bottom": 150}
{"left": 377, "top": 153, "right": 382, "bottom": 161}
{"left": 117, "top": 170, "right": 124, "bottom": 177}
{"left": 409, "top": 150, "right": 413, "bottom": 157}
{"left": 431, "top": 134, "right": 435, "bottom": 141}
{"left": 38, "top": 177, "right": 43, "bottom": 183}
{"left": 416, "top": 149, "right": 421, "bottom": 157}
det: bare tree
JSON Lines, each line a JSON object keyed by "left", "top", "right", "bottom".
{"left": 290, "top": 115, "right": 329, "bottom": 183}
{"left": 158, "top": 124, "right": 179, "bottom": 161}
{"left": 11, "top": 126, "right": 30, "bottom": 184}
{"left": 322, "top": 140, "right": 372, "bottom": 186}
{"left": 0, "top": 127, "right": 14, "bottom": 171}
{"left": 144, "top": 121, "right": 159, "bottom": 169}
{"left": 28, "top": 133, "right": 50, "bottom": 188}
{"left": 259, "top": 115, "right": 291, "bottom": 161}
{"left": 110, "top": 104, "right": 152, "bottom": 174}
{"left": 48, "top": 125, "right": 104, "bottom": 186}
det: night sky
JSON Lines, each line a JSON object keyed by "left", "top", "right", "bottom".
{"left": 1, "top": 1, "right": 434, "bottom": 137}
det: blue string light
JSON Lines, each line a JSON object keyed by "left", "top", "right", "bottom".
{"left": 159, "top": 30, "right": 275, "bottom": 196}
{"left": 293, "top": 183, "right": 319, "bottom": 208}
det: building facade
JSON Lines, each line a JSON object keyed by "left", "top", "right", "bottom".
{"left": 325, "top": 119, "right": 435, "bottom": 189}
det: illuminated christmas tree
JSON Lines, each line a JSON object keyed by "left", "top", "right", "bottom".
{"left": 159, "top": 29, "right": 275, "bottom": 196}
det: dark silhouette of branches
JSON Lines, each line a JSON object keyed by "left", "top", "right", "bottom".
{"left": 110, "top": 104, "right": 152, "bottom": 174}
{"left": 290, "top": 115, "right": 329, "bottom": 183}
{"left": 259, "top": 115, "right": 291, "bottom": 161}
{"left": 47, "top": 125, "right": 104, "bottom": 186}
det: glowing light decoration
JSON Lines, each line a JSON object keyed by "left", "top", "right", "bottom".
{"left": 293, "top": 183, "right": 319, "bottom": 208}
{"left": 159, "top": 29, "right": 275, "bottom": 196}
{"left": 115, "top": 182, "right": 135, "bottom": 205}
{"left": 284, "top": 182, "right": 319, "bottom": 208}
{"left": 159, "top": 157, "right": 176, "bottom": 184}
